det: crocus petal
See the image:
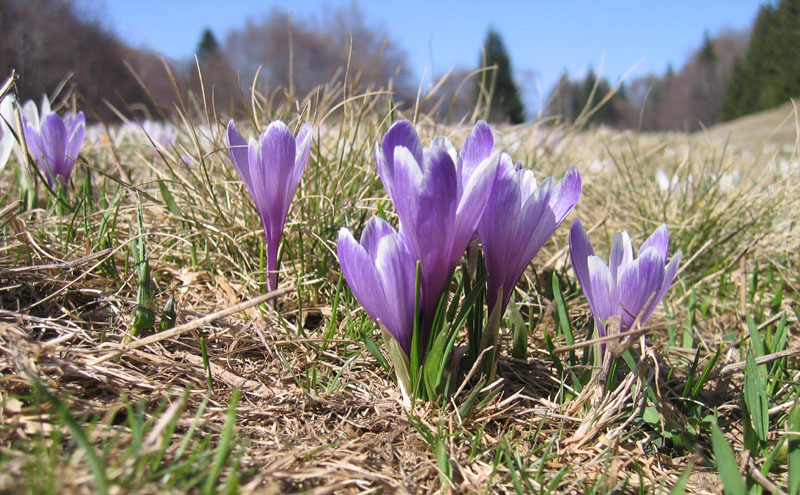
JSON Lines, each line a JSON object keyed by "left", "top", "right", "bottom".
{"left": 374, "top": 232, "right": 418, "bottom": 354}
{"left": 0, "top": 97, "right": 14, "bottom": 169}
{"left": 548, "top": 167, "right": 582, "bottom": 222}
{"left": 452, "top": 150, "right": 498, "bottom": 265}
{"left": 414, "top": 146, "right": 458, "bottom": 312}
{"left": 22, "top": 100, "right": 39, "bottom": 128}
{"left": 292, "top": 123, "right": 313, "bottom": 186}
{"left": 616, "top": 246, "right": 666, "bottom": 329}
{"left": 638, "top": 224, "right": 670, "bottom": 261}
{"left": 39, "top": 113, "right": 70, "bottom": 183}
{"left": 40, "top": 95, "right": 51, "bottom": 120}
{"left": 338, "top": 222, "right": 417, "bottom": 356}
{"left": 225, "top": 119, "right": 253, "bottom": 193}
{"left": 0, "top": 95, "right": 14, "bottom": 129}
{"left": 516, "top": 162, "right": 537, "bottom": 202}
{"left": 256, "top": 121, "right": 297, "bottom": 242}
{"left": 570, "top": 218, "right": 602, "bottom": 323}
{"left": 360, "top": 215, "right": 396, "bottom": 260}
{"left": 382, "top": 119, "right": 422, "bottom": 166}
{"left": 22, "top": 121, "right": 44, "bottom": 171}
{"left": 376, "top": 120, "right": 422, "bottom": 199}
{"left": 609, "top": 232, "right": 633, "bottom": 283}
{"left": 432, "top": 136, "right": 457, "bottom": 164}
{"left": 643, "top": 250, "right": 683, "bottom": 324}
{"left": 246, "top": 136, "right": 263, "bottom": 209}
{"left": 478, "top": 158, "right": 521, "bottom": 305}
{"left": 458, "top": 120, "right": 493, "bottom": 190}
{"left": 66, "top": 112, "right": 85, "bottom": 165}
{"left": 520, "top": 166, "right": 580, "bottom": 261}
{"left": 389, "top": 146, "right": 424, "bottom": 234}
{"left": 338, "top": 227, "right": 386, "bottom": 330}
{"left": 514, "top": 177, "right": 554, "bottom": 263}
{"left": 587, "top": 255, "right": 618, "bottom": 335}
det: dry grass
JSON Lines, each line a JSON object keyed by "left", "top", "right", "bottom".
{"left": 0, "top": 79, "right": 799, "bottom": 494}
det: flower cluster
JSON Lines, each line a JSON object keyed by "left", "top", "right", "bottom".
{"left": 336, "top": 119, "right": 682, "bottom": 399}
{"left": 337, "top": 120, "right": 584, "bottom": 367}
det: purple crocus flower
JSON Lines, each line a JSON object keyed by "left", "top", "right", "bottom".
{"left": 23, "top": 111, "right": 85, "bottom": 188}
{"left": 337, "top": 216, "right": 417, "bottom": 355}
{"left": 479, "top": 157, "right": 582, "bottom": 313}
{"left": 463, "top": 121, "right": 582, "bottom": 313}
{"left": 374, "top": 120, "right": 499, "bottom": 331}
{"left": 225, "top": 119, "right": 312, "bottom": 293}
{"left": 569, "top": 218, "right": 682, "bottom": 337}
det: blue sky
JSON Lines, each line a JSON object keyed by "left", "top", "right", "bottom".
{"left": 96, "top": 0, "right": 765, "bottom": 113}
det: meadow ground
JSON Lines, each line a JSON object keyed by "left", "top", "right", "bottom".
{"left": 0, "top": 82, "right": 798, "bottom": 494}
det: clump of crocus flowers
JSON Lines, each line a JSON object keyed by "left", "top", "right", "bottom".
{"left": 225, "top": 119, "right": 312, "bottom": 295}
{"left": 22, "top": 108, "right": 85, "bottom": 188}
{"left": 335, "top": 118, "right": 683, "bottom": 401}
{"left": 337, "top": 119, "right": 627, "bottom": 400}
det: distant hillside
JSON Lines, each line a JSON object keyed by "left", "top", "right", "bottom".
{"left": 0, "top": 0, "right": 183, "bottom": 120}
{"left": 702, "top": 99, "right": 798, "bottom": 147}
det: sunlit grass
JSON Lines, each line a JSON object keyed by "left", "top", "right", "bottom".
{"left": 0, "top": 71, "right": 798, "bottom": 494}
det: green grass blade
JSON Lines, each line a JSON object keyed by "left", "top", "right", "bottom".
{"left": 34, "top": 381, "right": 108, "bottom": 495}
{"left": 744, "top": 351, "right": 769, "bottom": 446}
{"left": 202, "top": 388, "right": 240, "bottom": 495}
{"left": 711, "top": 418, "right": 745, "bottom": 495}
{"left": 789, "top": 403, "right": 800, "bottom": 495}
{"left": 362, "top": 333, "right": 390, "bottom": 372}
{"left": 669, "top": 462, "right": 693, "bottom": 495}
{"left": 689, "top": 344, "right": 721, "bottom": 400}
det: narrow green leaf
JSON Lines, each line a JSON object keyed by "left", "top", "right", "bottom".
{"left": 158, "top": 180, "right": 183, "bottom": 218}
{"left": 552, "top": 273, "right": 574, "bottom": 346}
{"left": 202, "top": 388, "right": 240, "bottom": 495}
{"left": 158, "top": 296, "right": 177, "bottom": 332}
{"left": 683, "top": 289, "right": 696, "bottom": 349}
{"left": 789, "top": 403, "right": 800, "bottom": 495}
{"left": 480, "top": 287, "right": 504, "bottom": 382}
{"left": 34, "top": 381, "right": 108, "bottom": 495}
{"left": 689, "top": 345, "right": 721, "bottom": 400}
{"left": 200, "top": 337, "right": 214, "bottom": 391}
{"left": 509, "top": 302, "right": 527, "bottom": 359}
{"left": 543, "top": 330, "right": 563, "bottom": 377}
{"left": 746, "top": 314, "right": 766, "bottom": 358}
{"left": 409, "top": 261, "right": 422, "bottom": 397}
{"left": 669, "top": 462, "right": 693, "bottom": 495}
{"left": 682, "top": 348, "right": 702, "bottom": 398}
{"left": 362, "top": 333, "right": 390, "bottom": 371}
{"left": 435, "top": 436, "right": 452, "bottom": 486}
{"left": 769, "top": 312, "right": 787, "bottom": 354}
{"left": 711, "top": 419, "right": 745, "bottom": 495}
{"left": 744, "top": 351, "right": 769, "bottom": 445}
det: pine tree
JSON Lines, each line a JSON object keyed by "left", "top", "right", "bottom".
{"left": 721, "top": 57, "right": 747, "bottom": 120}
{"left": 478, "top": 29, "right": 525, "bottom": 124}
{"left": 197, "top": 28, "right": 219, "bottom": 63}
{"left": 722, "top": 0, "right": 800, "bottom": 120}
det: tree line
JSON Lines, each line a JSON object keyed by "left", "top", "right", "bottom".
{"left": 1, "top": 0, "right": 797, "bottom": 127}
{"left": 542, "top": 0, "right": 800, "bottom": 130}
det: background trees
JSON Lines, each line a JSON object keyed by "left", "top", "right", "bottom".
{"left": 721, "top": 0, "right": 800, "bottom": 121}
{"left": 0, "top": 0, "right": 177, "bottom": 120}
{"left": 223, "top": 4, "right": 413, "bottom": 102}
{"left": 477, "top": 29, "right": 525, "bottom": 124}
